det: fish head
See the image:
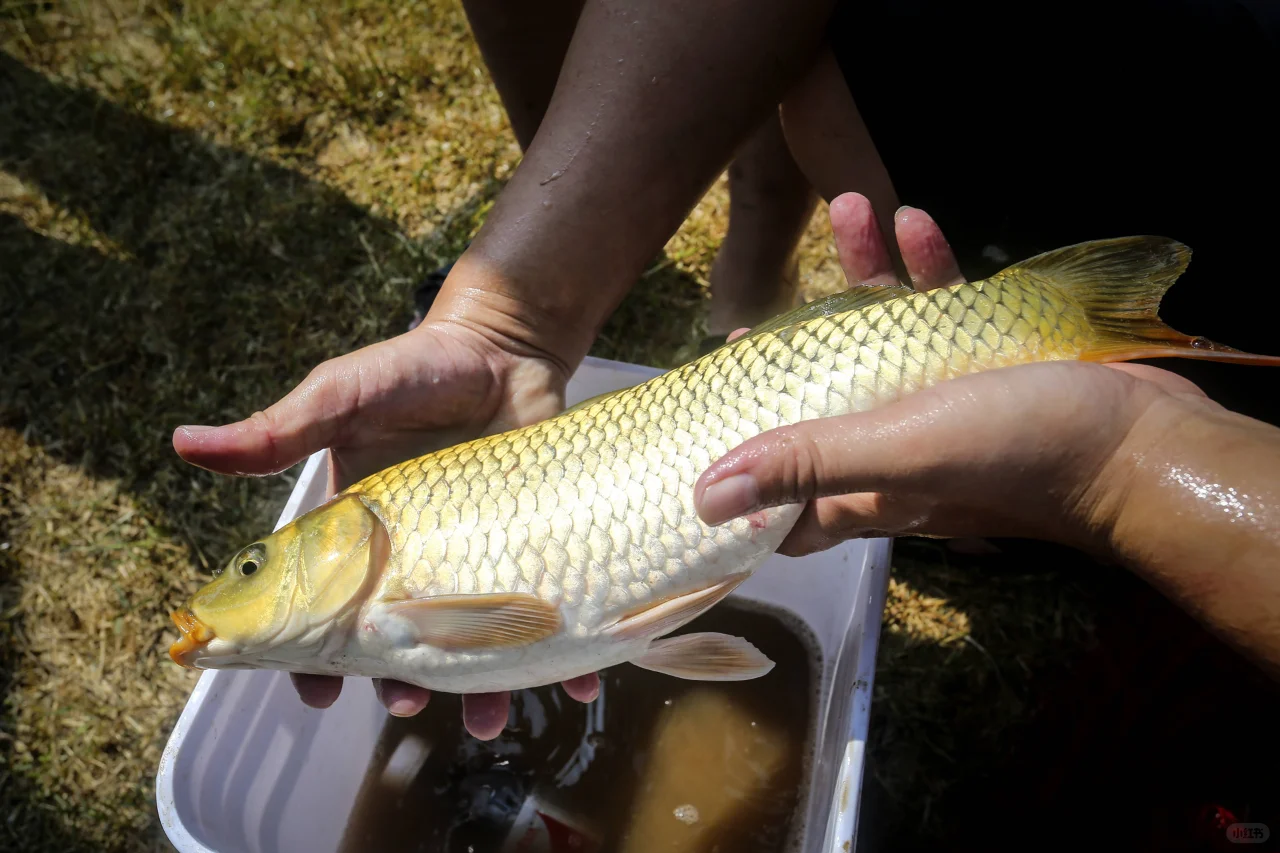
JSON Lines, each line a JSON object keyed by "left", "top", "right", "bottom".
{"left": 169, "top": 493, "right": 389, "bottom": 668}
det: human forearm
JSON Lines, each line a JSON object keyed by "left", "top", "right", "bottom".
{"left": 1100, "top": 396, "right": 1280, "bottom": 674}
{"left": 431, "top": 0, "right": 835, "bottom": 370}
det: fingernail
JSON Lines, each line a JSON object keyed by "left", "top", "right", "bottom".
{"left": 388, "top": 698, "right": 419, "bottom": 717}
{"left": 178, "top": 425, "right": 215, "bottom": 436}
{"left": 895, "top": 205, "right": 915, "bottom": 219}
{"left": 698, "top": 473, "right": 759, "bottom": 525}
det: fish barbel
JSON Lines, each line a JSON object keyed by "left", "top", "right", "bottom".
{"left": 169, "top": 237, "right": 1278, "bottom": 692}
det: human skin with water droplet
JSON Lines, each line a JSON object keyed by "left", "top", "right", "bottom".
{"left": 170, "top": 236, "right": 1279, "bottom": 692}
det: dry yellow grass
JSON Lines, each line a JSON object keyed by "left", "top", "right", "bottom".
{"left": 1, "top": 2, "right": 1098, "bottom": 850}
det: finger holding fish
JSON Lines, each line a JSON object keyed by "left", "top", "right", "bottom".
{"left": 829, "top": 192, "right": 965, "bottom": 292}
{"left": 893, "top": 203, "right": 966, "bottom": 291}
{"left": 829, "top": 192, "right": 900, "bottom": 287}
{"left": 692, "top": 360, "right": 1176, "bottom": 554}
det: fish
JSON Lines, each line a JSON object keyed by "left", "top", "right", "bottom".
{"left": 169, "top": 237, "right": 1279, "bottom": 692}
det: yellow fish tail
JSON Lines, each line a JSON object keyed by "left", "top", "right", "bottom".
{"left": 1012, "top": 236, "right": 1280, "bottom": 366}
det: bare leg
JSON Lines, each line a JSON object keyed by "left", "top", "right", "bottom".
{"left": 707, "top": 113, "right": 818, "bottom": 336}
{"left": 780, "top": 48, "right": 905, "bottom": 277}
{"left": 461, "top": 0, "right": 586, "bottom": 151}
{"left": 410, "top": 0, "right": 585, "bottom": 329}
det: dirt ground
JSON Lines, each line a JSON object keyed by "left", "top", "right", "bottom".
{"left": 3, "top": 3, "right": 1225, "bottom": 851}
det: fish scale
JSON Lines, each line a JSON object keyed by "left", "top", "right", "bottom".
{"left": 350, "top": 272, "right": 1088, "bottom": 635}
{"left": 171, "top": 237, "right": 1280, "bottom": 692}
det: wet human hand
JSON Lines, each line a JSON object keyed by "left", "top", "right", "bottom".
{"left": 695, "top": 193, "right": 1207, "bottom": 557}
{"left": 697, "top": 358, "right": 1205, "bottom": 556}
{"left": 172, "top": 266, "right": 600, "bottom": 738}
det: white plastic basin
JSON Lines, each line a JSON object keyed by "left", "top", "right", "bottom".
{"left": 156, "top": 355, "right": 892, "bottom": 853}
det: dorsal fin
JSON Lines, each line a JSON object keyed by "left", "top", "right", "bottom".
{"left": 704, "top": 284, "right": 914, "bottom": 355}
{"left": 566, "top": 282, "right": 914, "bottom": 412}
{"left": 562, "top": 387, "right": 628, "bottom": 416}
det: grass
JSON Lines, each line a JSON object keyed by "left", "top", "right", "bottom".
{"left": 1, "top": 2, "right": 1129, "bottom": 850}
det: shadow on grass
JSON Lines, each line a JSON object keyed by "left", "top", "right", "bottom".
{"left": 0, "top": 51, "right": 420, "bottom": 517}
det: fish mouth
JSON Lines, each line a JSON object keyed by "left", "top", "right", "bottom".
{"left": 169, "top": 608, "right": 216, "bottom": 667}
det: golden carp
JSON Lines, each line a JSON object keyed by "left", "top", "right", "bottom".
{"left": 169, "top": 237, "right": 1278, "bottom": 692}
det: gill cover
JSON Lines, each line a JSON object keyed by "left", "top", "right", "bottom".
{"left": 171, "top": 494, "right": 388, "bottom": 665}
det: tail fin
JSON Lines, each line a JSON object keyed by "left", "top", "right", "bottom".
{"left": 1012, "top": 236, "right": 1280, "bottom": 366}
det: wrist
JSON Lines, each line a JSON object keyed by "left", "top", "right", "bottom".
{"left": 408, "top": 308, "right": 570, "bottom": 435}
{"left": 1060, "top": 386, "right": 1198, "bottom": 562}
{"left": 424, "top": 148, "right": 659, "bottom": 370}
{"left": 1084, "top": 391, "right": 1231, "bottom": 569}
{"left": 424, "top": 250, "right": 597, "bottom": 380}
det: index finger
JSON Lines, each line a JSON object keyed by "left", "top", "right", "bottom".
{"left": 829, "top": 193, "right": 898, "bottom": 287}
{"left": 894, "top": 206, "right": 965, "bottom": 291}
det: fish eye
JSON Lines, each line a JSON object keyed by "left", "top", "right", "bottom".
{"left": 232, "top": 543, "right": 267, "bottom": 579}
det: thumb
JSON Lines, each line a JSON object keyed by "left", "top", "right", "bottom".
{"left": 692, "top": 370, "right": 1056, "bottom": 526}
{"left": 693, "top": 403, "right": 947, "bottom": 527}
{"left": 692, "top": 363, "right": 1139, "bottom": 528}
{"left": 173, "top": 357, "right": 361, "bottom": 477}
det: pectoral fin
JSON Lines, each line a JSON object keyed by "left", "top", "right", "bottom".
{"left": 601, "top": 573, "right": 749, "bottom": 642}
{"left": 383, "top": 593, "right": 561, "bottom": 651}
{"left": 631, "top": 632, "right": 775, "bottom": 681}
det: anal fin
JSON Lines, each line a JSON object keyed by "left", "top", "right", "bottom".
{"left": 383, "top": 592, "right": 561, "bottom": 651}
{"left": 631, "top": 632, "right": 775, "bottom": 681}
